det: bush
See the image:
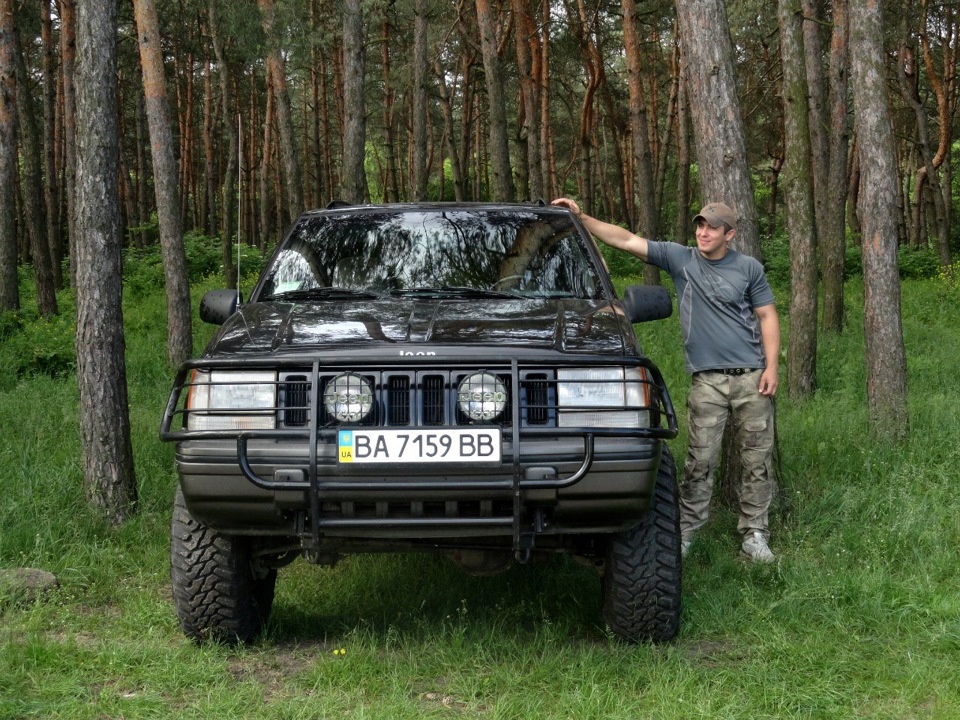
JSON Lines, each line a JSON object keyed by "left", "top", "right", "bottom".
{"left": 122, "top": 234, "right": 270, "bottom": 297}
{"left": 896, "top": 246, "right": 941, "bottom": 279}
{"left": 0, "top": 311, "right": 76, "bottom": 389}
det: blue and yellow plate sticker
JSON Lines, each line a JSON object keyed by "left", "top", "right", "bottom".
{"left": 338, "top": 431, "right": 354, "bottom": 463}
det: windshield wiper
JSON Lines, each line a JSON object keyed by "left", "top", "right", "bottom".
{"left": 390, "top": 286, "right": 519, "bottom": 299}
{"left": 263, "top": 287, "right": 381, "bottom": 301}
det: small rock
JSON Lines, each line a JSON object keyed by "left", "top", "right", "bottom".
{"left": 0, "top": 568, "right": 60, "bottom": 607}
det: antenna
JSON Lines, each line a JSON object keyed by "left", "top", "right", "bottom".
{"left": 237, "top": 113, "right": 242, "bottom": 298}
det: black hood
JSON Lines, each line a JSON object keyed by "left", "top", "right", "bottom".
{"left": 206, "top": 297, "right": 631, "bottom": 357}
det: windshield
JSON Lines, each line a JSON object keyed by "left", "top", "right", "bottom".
{"left": 256, "top": 209, "right": 605, "bottom": 300}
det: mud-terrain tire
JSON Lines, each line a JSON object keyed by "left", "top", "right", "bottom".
{"left": 602, "top": 446, "right": 681, "bottom": 643}
{"left": 170, "top": 488, "right": 276, "bottom": 644}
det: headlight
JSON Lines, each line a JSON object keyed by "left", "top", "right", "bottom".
{"left": 457, "top": 372, "right": 507, "bottom": 421}
{"left": 557, "top": 367, "right": 650, "bottom": 428}
{"left": 323, "top": 373, "right": 374, "bottom": 422}
{"left": 187, "top": 370, "right": 277, "bottom": 430}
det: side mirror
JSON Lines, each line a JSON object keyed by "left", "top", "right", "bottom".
{"left": 621, "top": 284, "right": 672, "bottom": 324}
{"left": 199, "top": 289, "right": 241, "bottom": 325}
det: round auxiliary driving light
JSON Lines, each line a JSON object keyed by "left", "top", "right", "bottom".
{"left": 323, "top": 373, "right": 374, "bottom": 422}
{"left": 457, "top": 372, "right": 507, "bottom": 421}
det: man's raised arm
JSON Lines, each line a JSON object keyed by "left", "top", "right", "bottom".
{"left": 551, "top": 198, "right": 650, "bottom": 261}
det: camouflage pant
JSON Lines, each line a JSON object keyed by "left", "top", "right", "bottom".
{"left": 679, "top": 369, "right": 775, "bottom": 539}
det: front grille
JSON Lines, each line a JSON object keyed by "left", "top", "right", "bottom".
{"left": 279, "top": 368, "right": 555, "bottom": 429}
{"left": 321, "top": 498, "right": 514, "bottom": 520}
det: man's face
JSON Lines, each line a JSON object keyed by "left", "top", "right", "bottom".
{"left": 695, "top": 220, "right": 735, "bottom": 260}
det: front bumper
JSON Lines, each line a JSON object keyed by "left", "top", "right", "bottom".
{"left": 161, "top": 355, "right": 678, "bottom": 553}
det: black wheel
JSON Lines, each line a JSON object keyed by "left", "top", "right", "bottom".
{"left": 170, "top": 487, "right": 277, "bottom": 644}
{"left": 602, "top": 445, "right": 681, "bottom": 643}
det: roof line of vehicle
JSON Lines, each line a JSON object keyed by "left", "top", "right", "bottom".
{"left": 299, "top": 201, "right": 568, "bottom": 217}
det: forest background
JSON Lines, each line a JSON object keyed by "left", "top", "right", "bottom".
{"left": 2, "top": 0, "right": 960, "bottom": 716}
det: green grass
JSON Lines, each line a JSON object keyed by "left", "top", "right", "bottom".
{"left": 2, "top": 266, "right": 959, "bottom": 719}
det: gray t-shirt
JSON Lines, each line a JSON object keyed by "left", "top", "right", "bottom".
{"left": 645, "top": 241, "right": 775, "bottom": 373}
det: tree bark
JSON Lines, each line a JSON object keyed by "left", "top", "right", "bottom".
{"left": 849, "top": 0, "right": 909, "bottom": 441}
{"left": 133, "top": 0, "right": 193, "bottom": 366}
{"left": 436, "top": 60, "right": 465, "bottom": 201}
{"left": 675, "top": 0, "right": 761, "bottom": 258}
{"left": 512, "top": 0, "right": 542, "bottom": 201}
{"left": 0, "top": 0, "right": 19, "bottom": 310}
{"left": 74, "top": 0, "right": 138, "bottom": 523}
{"left": 41, "top": 0, "right": 62, "bottom": 289}
{"left": 12, "top": 25, "right": 58, "bottom": 317}
{"left": 779, "top": 0, "right": 818, "bottom": 399}
{"left": 60, "top": 0, "right": 78, "bottom": 282}
{"left": 380, "top": 11, "right": 400, "bottom": 202}
{"left": 622, "top": 0, "right": 660, "bottom": 285}
{"left": 202, "top": 53, "right": 216, "bottom": 234}
{"left": 412, "top": 0, "right": 429, "bottom": 200}
{"left": 822, "top": 0, "right": 850, "bottom": 333}
{"left": 209, "top": 0, "right": 237, "bottom": 288}
{"left": 258, "top": 0, "right": 304, "bottom": 222}
{"left": 800, "top": 0, "right": 830, "bottom": 247}
{"left": 475, "top": 0, "right": 514, "bottom": 202}
{"left": 341, "top": 0, "right": 368, "bottom": 204}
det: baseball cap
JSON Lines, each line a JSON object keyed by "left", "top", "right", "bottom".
{"left": 693, "top": 202, "right": 736, "bottom": 230}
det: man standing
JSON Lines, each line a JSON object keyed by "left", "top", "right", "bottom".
{"left": 552, "top": 198, "right": 780, "bottom": 563}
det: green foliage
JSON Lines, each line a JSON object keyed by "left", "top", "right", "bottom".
{"left": 760, "top": 232, "right": 946, "bottom": 287}
{"left": 0, "top": 307, "right": 77, "bottom": 389}
{"left": 599, "top": 242, "right": 646, "bottom": 279}
{"left": 895, "top": 246, "right": 942, "bottom": 279}
{"left": 122, "top": 233, "right": 270, "bottom": 298}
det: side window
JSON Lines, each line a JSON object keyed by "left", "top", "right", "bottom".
{"left": 263, "top": 249, "right": 320, "bottom": 295}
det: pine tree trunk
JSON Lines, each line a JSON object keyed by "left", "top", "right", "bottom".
{"left": 209, "top": 0, "right": 237, "bottom": 289}
{"left": 475, "top": 0, "right": 514, "bottom": 202}
{"left": 0, "top": 0, "right": 19, "bottom": 310}
{"left": 622, "top": 0, "right": 660, "bottom": 285}
{"left": 849, "top": 0, "right": 909, "bottom": 441}
{"left": 259, "top": 74, "right": 273, "bottom": 245}
{"left": 412, "top": 0, "right": 429, "bottom": 200}
{"left": 12, "top": 26, "right": 58, "bottom": 317}
{"left": 512, "top": 0, "right": 541, "bottom": 202}
{"left": 258, "top": 0, "right": 303, "bottom": 222}
{"left": 675, "top": 0, "right": 760, "bottom": 258}
{"left": 41, "top": 0, "right": 62, "bottom": 289}
{"left": 822, "top": 0, "right": 850, "bottom": 333}
{"left": 133, "top": 0, "right": 193, "bottom": 366}
{"left": 74, "top": 0, "right": 138, "bottom": 523}
{"left": 436, "top": 61, "right": 465, "bottom": 201}
{"left": 381, "top": 14, "right": 399, "bottom": 203}
{"left": 779, "top": 0, "right": 818, "bottom": 399}
{"left": 341, "top": 0, "right": 368, "bottom": 204}
{"left": 202, "top": 54, "right": 216, "bottom": 234}
{"left": 60, "top": 0, "right": 78, "bottom": 283}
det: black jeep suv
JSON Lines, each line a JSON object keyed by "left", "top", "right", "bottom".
{"left": 160, "top": 202, "right": 681, "bottom": 644}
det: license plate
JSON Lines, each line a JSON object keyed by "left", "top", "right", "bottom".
{"left": 337, "top": 428, "right": 501, "bottom": 464}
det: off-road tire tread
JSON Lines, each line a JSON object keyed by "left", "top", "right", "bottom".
{"left": 602, "top": 446, "right": 681, "bottom": 643}
{"left": 170, "top": 488, "right": 275, "bottom": 644}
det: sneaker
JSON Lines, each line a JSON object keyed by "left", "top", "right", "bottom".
{"left": 740, "top": 531, "right": 775, "bottom": 564}
{"left": 680, "top": 533, "right": 694, "bottom": 559}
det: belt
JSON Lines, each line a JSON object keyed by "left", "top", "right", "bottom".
{"left": 700, "top": 368, "right": 759, "bottom": 376}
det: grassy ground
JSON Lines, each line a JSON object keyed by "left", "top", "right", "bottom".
{"left": 1, "top": 265, "right": 958, "bottom": 719}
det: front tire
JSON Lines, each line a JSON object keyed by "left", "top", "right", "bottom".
{"left": 170, "top": 488, "right": 276, "bottom": 644}
{"left": 602, "top": 446, "right": 681, "bottom": 643}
